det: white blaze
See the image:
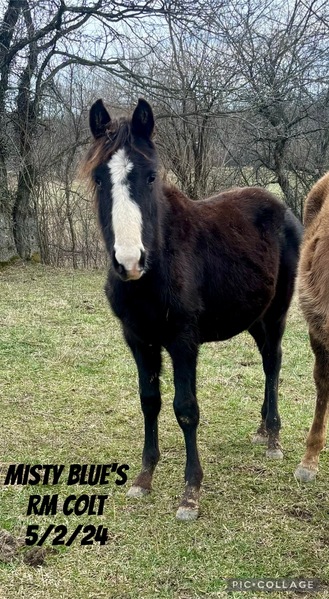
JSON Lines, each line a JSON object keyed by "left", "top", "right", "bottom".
{"left": 108, "top": 148, "right": 144, "bottom": 272}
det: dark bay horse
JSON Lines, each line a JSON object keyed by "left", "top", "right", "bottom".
{"left": 84, "top": 98, "right": 302, "bottom": 520}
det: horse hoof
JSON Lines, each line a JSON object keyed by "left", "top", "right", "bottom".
{"left": 176, "top": 506, "right": 199, "bottom": 521}
{"left": 126, "top": 485, "right": 150, "bottom": 498}
{"left": 252, "top": 433, "right": 268, "bottom": 445}
{"left": 266, "top": 448, "right": 284, "bottom": 459}
{"left": 294, "top": 464, "right": 317, "bottom": 482}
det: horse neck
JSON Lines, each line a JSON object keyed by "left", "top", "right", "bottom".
{"left": 162, "top": 183, "right": 191, "bottom": 208}
{"left": 147, "top": 182, "right": 190, "bottom": 264}
{"left": 160, "top": 183, "right": 192, "bottom": 232}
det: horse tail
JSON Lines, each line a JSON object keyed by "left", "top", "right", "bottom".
{"left": 283, "top": 207, "right": 303, "bottom": 259}
{"left": 303, "top": 172, "right": 329, "bottom": 229}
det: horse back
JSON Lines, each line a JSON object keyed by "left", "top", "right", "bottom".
{"left": 165, "top": 186, "right": 286, "bottom": 283}
{"left": 164, "top": 186, "right": 299, "bottom": 340}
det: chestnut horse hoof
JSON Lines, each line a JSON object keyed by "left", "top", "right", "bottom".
{"left": 294, "top": 464, "right": 317, "bottom": 482}
{"left": 127, "top": 485, "right": 150, "bottom": 498}
{"left": 266, "top": 448, "right": 284, "bottom": 459}
{"left": 176, "top": 505, "right": 199, "bottom": 521}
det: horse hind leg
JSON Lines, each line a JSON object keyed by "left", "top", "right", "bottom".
{"left": 250, "top": 317, "right": 285, "bottom": 459}
{"left": 249, "top": 321, "right": 270, "bottom": 446}
{"left": 253, "top": 208, "right": 301, "bottom": 456}
{"left": 252, "top": 395, "right": 269, "bottom": 445}
{"left": 253, "top": 225, "right": 300, "bottom": 458}
{"left": 263, "top": 322, "right": 285, "bottom": 459}
{"left": 295, "top": 334, "right": 329, "bottom": 482}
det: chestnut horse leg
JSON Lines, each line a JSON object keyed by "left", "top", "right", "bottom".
{"left": 295, "top": 333, "right": 329, "bottom": 482}
{"left": 126, "top": 338, "right": 162, "bottom": 497}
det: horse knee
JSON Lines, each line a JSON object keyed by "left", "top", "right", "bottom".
{"left": 174, "top": 396, "right": 199, "bottom": 429}
{"left": 141, "top": 394, "right": 161, "bottom": 419}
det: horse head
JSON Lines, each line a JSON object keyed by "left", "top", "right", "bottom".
{"left": 87, "top": 98, "right": 159, "bottom": 281}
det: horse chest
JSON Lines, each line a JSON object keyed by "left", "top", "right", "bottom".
{"left": 105, "top": 278, "right": 168, "bottom": 341}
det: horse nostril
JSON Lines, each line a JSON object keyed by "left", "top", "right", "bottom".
{"left": 140, "top": 250, "right": 146, "bottom": 269}
{"left": 112, "top": 249, "right": 145, "bottom": 280}
{"left": 112, "top": 251, "right": 126, "bottom": 278}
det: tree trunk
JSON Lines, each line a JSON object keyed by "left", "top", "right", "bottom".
{"left": 0, "top": 1, "right": 21, "bottom": 263}
{"left": 0, "top": 207, "right": 17, "bottom": 263}
{"left": 0, "top": 153, "right": 17, "bottom": 263}
{"left": 12, "top": 166, "right": 39, "bottom": 259}
{"left": 11, "top": 0, "right": 40, "bottom": 260}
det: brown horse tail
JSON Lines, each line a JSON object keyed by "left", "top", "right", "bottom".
{"left": 303, "top": 172, "right": 329, "bottom": 229}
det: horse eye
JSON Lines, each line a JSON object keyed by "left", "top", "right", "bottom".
{"left": 95, "top": 177, "right": 102, "bottom": 188}
{"left": 147, "top": 174, "right": 156, "bottom": 185}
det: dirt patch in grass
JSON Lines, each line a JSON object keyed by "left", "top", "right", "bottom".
{"left": 285, "top": 506, "right": 313, "bottom": 521}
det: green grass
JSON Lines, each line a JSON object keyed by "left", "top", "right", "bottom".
{"left": 0, "top": 263, "right": 328, "bottom": 599}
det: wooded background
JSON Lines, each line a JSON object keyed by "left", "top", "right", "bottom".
{"left": 1, "top": 0, "right": 329, "bottom": 267}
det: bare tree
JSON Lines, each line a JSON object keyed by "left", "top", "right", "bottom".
{"left": 211, "top": 0, "right": 329, "bottom": 217}
{"left": 153, "top": 24, "right": 231, "bottom": 198}
{"left": 3, "top": 0, "right": 329, "bottom": 267}
{"left": 0, "top": 0, "right": 178, "bottom": 261}
{"left": 35, "top": 67, "right": 107, "bottom": 267}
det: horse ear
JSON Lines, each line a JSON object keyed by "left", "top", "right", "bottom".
{"left": 131, "top": 98, "right": 154, "bottom": 139}
{"left": 89, "top": 99, "right": 111, "bottom": 139}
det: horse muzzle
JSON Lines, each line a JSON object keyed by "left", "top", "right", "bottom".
{"left": 113, "top": 249, "right": 146, "bottom": 282}
{"left": 125, "top": 265, "right": 145, "bottom": 281}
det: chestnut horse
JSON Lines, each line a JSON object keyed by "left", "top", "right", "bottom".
{"left": 84, "top": 98, "right": 302, "bottom": 519}
{"left": 295, "top": 172, "right": 329, "bottom": 482}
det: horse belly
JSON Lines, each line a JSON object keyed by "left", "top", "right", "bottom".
{"left": 199, "top": 315, "right": 255, "bottom": 342}
{"left": 199, "top": 285, "right": 275, "bottom": 342}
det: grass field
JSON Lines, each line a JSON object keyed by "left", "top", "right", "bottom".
{"left": 0, "top": 263, "right": 329, "bottom": 599}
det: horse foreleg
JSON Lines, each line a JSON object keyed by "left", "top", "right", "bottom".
{"left": 295, "top": 334, "right": 329, "bottom": 482}
{"left": 125, "top": 338, "right": 162, "bottom": 498}
{"left": 168, "top": 340, "right": 203, "bottom": 521}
